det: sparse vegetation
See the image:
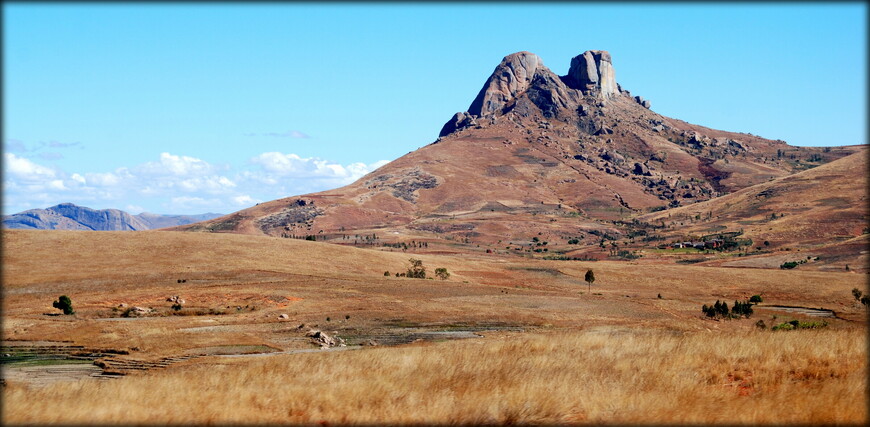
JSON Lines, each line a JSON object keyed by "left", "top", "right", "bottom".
{"left": 3, "top": 328, "right": 864, "bottom": 425}
{"left": 434, "top": 268, "right": 450, "bottom": 280}
{"left": 406, "top": 258, "right": 426, "bottom": 279}
{"left": 52, "top": 295, "right": 74, "bottom": 315}
{"left": 702, "top": 300, "right": 753, "bottom": 319}
{"left": 584, "top": 269, "right": 595, "bottom": 292}
{"left": 772, "top": 319, "right": 828, "bottom": 331}
{"left": 750, "top": 295, "right": 763, "bottom": 303}
{"left": 851, "top": 288, "right": 870, "bottom": 307}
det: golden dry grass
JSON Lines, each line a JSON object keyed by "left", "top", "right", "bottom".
{"left": 3, "top": 327, "right": 865, "bottom": 425}
{"left": 3, "top": 229, "right": 867, "bottom": 425}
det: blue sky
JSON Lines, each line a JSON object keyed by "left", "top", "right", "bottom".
{"left": 3, "top": 3, "right": 866, "bottom": 215}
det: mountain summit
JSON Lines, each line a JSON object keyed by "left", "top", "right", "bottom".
{"left": 176, "top": 49, "right": 860, "bottom": 261}
{"left": 441, "top": 50, "right": 627, "bottom": 137}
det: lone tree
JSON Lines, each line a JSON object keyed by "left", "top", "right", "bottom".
{"left": 52, "top": 295, "right": 74, "bottom": 315}
{"left": 434, "top": 267, "right": 450, "bottom": 280}
{"left": 584, "top": 269, "right": 595, "bottom": 292}
{"left": 406, "top": 258, "right": 426, "bottom": 279}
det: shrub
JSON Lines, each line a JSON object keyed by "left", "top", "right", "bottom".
{"left": 773, "top": 320, "right": 828, "bottom": 330}
{"left": 52, "top": 295, "right": 75, "bottom": 315}
{"left": 434, "top": 268, "right": 450, "bottom": 280}
{"left": 749, "top": 295, "right": 763, "bottom": 303}
{"left": 384, "top": 271, "right": 390, "bottom": 276}
{"left": 780, "top": 261, "right": 798, "bottom": 269}
{"left": 171, "top": 303, "right": 182, "bottom": 311}
{"left": 406, "top": 258, "right": 426, "bottom": 279}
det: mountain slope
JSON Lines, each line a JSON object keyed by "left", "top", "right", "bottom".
{"left": 3, "top": 203, "right": 223, "bottom": 231}
{"left": 175, "top": 50, "right": 860, "bottom": 254}
{"left": 640, "top": 148, "right": 867, "bottom": 246}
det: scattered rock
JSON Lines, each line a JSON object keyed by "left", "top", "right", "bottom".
{"left": 594, "top": 126, "right": 614, "bottom": 136}
{"left": 634, "top": 95, "right": 651, "bottom": 109}
{"left": 278, "top": 314, "right": 289, "bottom": 319}
{"left": 633, "top": 162, "right": 652, "bottom": 176}
{"left": 600, "top": 151, "right": 624, "bottom": 164}
{"left": 305, "top": 329, "right": 346, "bottom": 348}
{"left": 439, "top": 112, "right": 479, "bottom": 137}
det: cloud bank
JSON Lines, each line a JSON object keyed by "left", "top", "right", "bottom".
{"left": 3, "top": 151, "right": 390, "bottom": 215}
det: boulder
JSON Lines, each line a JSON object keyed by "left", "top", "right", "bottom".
{"left": 594, "top": 126, "right": 614, "bottom": 136}
{"left": 278, "top": 314, "right": 289, "bottom": 319}
{"left": 600, "top": 151, "right": 625, "bottom": 164}
{"left": 634, "top": 96, "right": 651, "bottom": 109}
{"left": 633, "top": 162, "right": 652, "bottom": 176}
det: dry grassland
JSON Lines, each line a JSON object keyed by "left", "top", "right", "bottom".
{"left": 3, "top": 327, "right": 865, "bottom": 425}
{"left": 2, "top": 229, "right": 867, "bottom": 424}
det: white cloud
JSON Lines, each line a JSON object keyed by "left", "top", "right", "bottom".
{"left": 2, "top": 150, "right": 392, "bottom": 216}
{"left": 232, "top": 195, "right": 259, "bottom": 206}
{"left": 4, "top": 153, "right": 57, "bottom": 181}
{"left": 140, "top": 152, "right": 217, "bottom": 176}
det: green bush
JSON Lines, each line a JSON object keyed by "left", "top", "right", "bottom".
{"left": 52, "top": 295, "right": 75, "bottom": 315}
{"left": 780, "top": 261, "right": 798, "bottom": 269}
{"left": 749, "top": 295, "right": 763, "bottom": 303}
{"left": 434, "top": 268, "right": 450, "bottom": 280}
{"left": 406, "top": 258, "right": 426, "bottom": 279}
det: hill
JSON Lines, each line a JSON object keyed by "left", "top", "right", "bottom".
{"left": 172, "top": 50, "right": 862, "bottom": 265}
{"left": 637, "top": 148, "right": 868, "bottom": 271}
{"left": 3, "top": 203, "right": 222, "bottom": 231}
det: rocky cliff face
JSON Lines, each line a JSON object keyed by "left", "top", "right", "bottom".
{"left": 566, "top": 50, "right": 618, "bottom": 98}
{"left": 440, "top": 49, "right": 627, "bottom": 137}
{"left": 3, "top": 203, "right": 222, "bottom": 230}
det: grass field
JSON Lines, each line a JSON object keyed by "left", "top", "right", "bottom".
{"left": 2, "top": 229, "right": 867, "bottom": 424}
{"left": 4, "top": 328, "right": 865, "bottom": 425}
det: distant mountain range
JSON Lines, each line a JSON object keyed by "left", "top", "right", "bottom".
{"left": 2, "top": 203, "right": 223, "bottom": 231}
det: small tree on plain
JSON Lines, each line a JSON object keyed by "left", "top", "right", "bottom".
{"left": 407, "top": 258, "right": 426, "bottom": 279}
{"left": 434, "top": 268, "right": 450, "bottom": 280}
{"left": 584, "top": 269, "right": 595, "bottom": 292}
{"left": 52, "top": 295, "right": 74, "bottom": 315}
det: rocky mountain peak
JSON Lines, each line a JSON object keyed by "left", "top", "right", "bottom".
{"left": 467, "top": 51, "right": 543, "bottom": 118}
{"left": 440, "top": 49, "right": 633, "bottom": 137}
{"left": 566, "top": 50, "right": 618, "bottom": 98}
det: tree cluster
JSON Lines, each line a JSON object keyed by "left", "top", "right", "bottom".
{"left": 701, "top": 299, "right": 753, "bottom": 319}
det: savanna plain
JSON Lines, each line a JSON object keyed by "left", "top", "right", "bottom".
{"left": 2, "top": 229, "right": 866, "bottom": 425}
